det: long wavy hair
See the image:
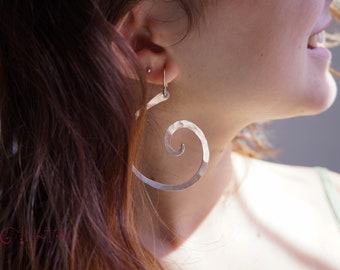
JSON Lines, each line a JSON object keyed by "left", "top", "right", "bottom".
{"left": 0, "top": 1, "right": 339, "bottom": 269}
{"left": 0, "top": 0, "right": 205, "bottom": 269}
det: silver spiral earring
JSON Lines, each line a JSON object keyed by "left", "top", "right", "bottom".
{"left": 132, "top": 70, "right": 210, "bottom": 192}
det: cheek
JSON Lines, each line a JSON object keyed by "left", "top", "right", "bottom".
{"left": 176, "top": 0, "right": 325, "bottom": 97}
{"left": 222, "top": 33, "right": 304, "bottom": 98}
{"left": 231, "top": 4, "right": 323, "bottom": 94}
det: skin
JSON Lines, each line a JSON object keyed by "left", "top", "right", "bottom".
{"left": 117, "top": 0, "right": 340, "bottom": 268}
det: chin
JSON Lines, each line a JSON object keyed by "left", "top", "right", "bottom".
{"left": 273, "top": 71, "right": 338, "bottom": 121}
{"left": 303, "top": 71, "right": 338, "bottom": 116}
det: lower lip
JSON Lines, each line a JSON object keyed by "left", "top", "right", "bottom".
{"left": 307, "top": 46, "right": 332, "bottom": 62}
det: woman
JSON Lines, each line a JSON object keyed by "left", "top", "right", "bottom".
{"left": 1, "top": 0, "right": 340, "bottom": 269}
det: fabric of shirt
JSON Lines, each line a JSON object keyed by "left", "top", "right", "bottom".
{"left": 315, "top": 167, "right": 340, "bottom": 232}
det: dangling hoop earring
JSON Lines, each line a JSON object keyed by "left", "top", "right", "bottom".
{"left": 132, "top": 70, "right": 210, "bottom": 192}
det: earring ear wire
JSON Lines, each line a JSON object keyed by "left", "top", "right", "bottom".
{"left": 162, "top": 69, "right": 169, "bottom": 97}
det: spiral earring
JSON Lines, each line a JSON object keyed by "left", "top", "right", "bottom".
{"left": 132, "top": 70, "right": 210, "bottom": 191}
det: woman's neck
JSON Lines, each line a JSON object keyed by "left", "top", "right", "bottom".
{"left": 136, "top": 139, "right": 237, "bottom": 256}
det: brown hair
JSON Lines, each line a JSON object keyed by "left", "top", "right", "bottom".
{"left": 0, "top": 1, "right": 339, "bottom": 270}
{"left": 0, "top": 0, "right": 206, "bottom": 269}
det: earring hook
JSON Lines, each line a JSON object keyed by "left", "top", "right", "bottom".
{"left": 163, "top": 69, "right": 169, "bottom": 97}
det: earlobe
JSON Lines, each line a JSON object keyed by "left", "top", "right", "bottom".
{"left": 135, "top": 48, "right": 178, "bottom": 85}
{"left": 115, "top": 3, "right": 179, "bottom": 85}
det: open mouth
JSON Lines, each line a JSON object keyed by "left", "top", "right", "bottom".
{"left": 307, "top": 31, "right": 325, "bottom": 49}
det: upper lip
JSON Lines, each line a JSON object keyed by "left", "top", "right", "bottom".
{"left": 310, "top": 17, "right": 332, "bottom": 37}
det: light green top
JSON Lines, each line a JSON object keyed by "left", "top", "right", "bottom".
{"left": 315, "top": 167, "right": 340, "bottom": 232}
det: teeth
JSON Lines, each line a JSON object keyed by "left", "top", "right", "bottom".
{"left": 308, "top": 31, "right": 325, "bottom": 48}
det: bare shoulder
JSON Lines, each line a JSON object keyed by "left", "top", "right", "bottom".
{"left": 231, "top": 153, "right": 338, "bottom": 208}
{"left": 234, "top": 154, "right": 340, "bottom": 206}
{"left": 231, "top": 153, "right": 340, "bottom": 269}
{"left": 254, "top": 157, "right": 340, "bottom": 194}
{"left": 233, "top": 152, "right": 340, "bottom": 191}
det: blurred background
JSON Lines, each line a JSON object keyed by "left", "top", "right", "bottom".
{"left": 269, "top": 22, "right": 340, "bottom": 172}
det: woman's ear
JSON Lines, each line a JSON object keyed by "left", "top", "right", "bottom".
{"left": 115, "top": 1, "right": 179, "bottom": 85}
